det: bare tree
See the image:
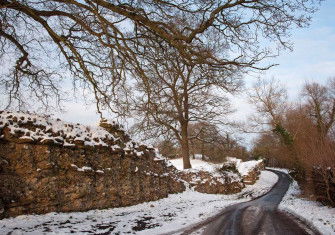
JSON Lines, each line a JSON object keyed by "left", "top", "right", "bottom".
{"left": 302, "top": 78, "right": 335, "bottom": 138}
{"left": 156, "top": 139, "right": 178, "bottom": 159}
{"left": 249, "top": 78, "right": 288, "bottom": 130}
{"left": 130, "top": 45, "right": 238, "bottom": 169}
{"left": 189, "top": 122, "right": 221, "bottom": 160}
{"left": 189, "top": 122, "right": 248, "bottom": 162}
{"left": 0, "top": 0, "right": 321, "bottom": 111}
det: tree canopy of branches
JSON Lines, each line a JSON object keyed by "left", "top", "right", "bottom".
{"left": 249, "top": 78, "right": 288, "bottom": 129}
{"left": 0, "top": 0, "right": 321, "bottom": 111}
{"left": 248, "top": 78, "right": 293, "bottom": 146}
{"left": 130, "top": 45, "right": 237, "bottom": 168}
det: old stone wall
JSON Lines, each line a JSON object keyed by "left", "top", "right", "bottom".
{"left": 179, "top": 170, "right": 244, "bottom": 194}
{"left": 242, "top": 161, "right": 265, "bottom": 185}
{"left": 311, "top": 167, "right": 335, "bottom": 207}
{"left": 0, "top": 135, "right": 185, "bottom": 219}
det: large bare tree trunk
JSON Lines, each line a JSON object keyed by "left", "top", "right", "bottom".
{"left": 190, "top": 140, "right": 195, "bottom": 159}
{"left": 181, "top": 122, "right": 191, "bottom": 169}
{"left": 201, "top": 140, "right": 205, "bottom": 160}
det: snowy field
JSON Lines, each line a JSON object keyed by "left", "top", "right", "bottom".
{"left": 0, "top": 171, "right": 278, "bottom": 235}
{"left": 279, "top": 180, "right": 335, "bottom": 235}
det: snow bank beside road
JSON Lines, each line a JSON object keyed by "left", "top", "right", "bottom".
{"left": 0, "top": 170, "right": 278, "bottom": 235}
{"left": 280, "top": 180, "right": 335, "bottom": 235}
{"left": 239, "top": 170, "right": 278, "bottom": 199}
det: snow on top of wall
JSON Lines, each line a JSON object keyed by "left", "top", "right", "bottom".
{"left": 169, "top": 158, "right": 242, "bottom": 184}
{"left": 227, "top": 157, "right": 263, "bottom": 176}
{"left": 0, "top": 110, "right": 115, "bottom": 147}
{"left": 0, "top": 110, "right": 139, "bottom": 153}
{"left": 170, "top": 157, "right": 263, "bottom": 181}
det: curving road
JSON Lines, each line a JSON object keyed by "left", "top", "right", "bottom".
{"left": 182, "top": 170, "right": 320, "bottom": 235}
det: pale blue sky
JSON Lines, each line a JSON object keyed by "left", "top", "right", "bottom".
{"left": 232, "top": 0, "right": 335, "bottom": 123}
{"left": 59, "top": 0, "right": 335, "bottom": 144}
{"left": 264, "top": 0, "right": 335, "bottom": 96}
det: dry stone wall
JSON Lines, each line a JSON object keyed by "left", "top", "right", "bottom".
{"left": 311, "top": 167, "right": 335, "bottom": 207}
{"left": 242, "top": 161, "right": 265, "bottom": 185}
{"left": 0, "top": 111, "right": 185, "bottom": 218}
{"left": 179, "top": 170, "right": 244, "bottom": 194}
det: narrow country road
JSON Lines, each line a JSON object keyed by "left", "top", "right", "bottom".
{"left": 182, "top": 170, "right": 320, "bottom": 235}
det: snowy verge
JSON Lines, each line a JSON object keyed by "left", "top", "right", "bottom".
{"left": 279, "top": 180, "right": 335, "bottom": 235}
{"left": 237, "top": 170, "right": 278, "bottom": 199}
{"left": 0, "top": 171, "right": 278, "bottom": 235}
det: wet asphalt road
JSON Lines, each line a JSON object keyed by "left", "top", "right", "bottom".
{"left": 184, "top": 170, "right": 320, "bottom": 235}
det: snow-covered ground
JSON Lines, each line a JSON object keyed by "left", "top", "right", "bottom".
{"left": 269, "top": 167, "right": 335, "bottom": 234}
{"left": 236, "top": 159, "right": 263, "bottom": 176}
{"left": 169, "top": 158, "right": 220, "bottom": 172}
{"left": 238, "top": 170, "right": 278, "bottom": 199}
{"left": 0, "top": 171, "right": 278, "bottom": 235}
{"left": 169, "top": 158, "right": 242, "bottom": 186}
{"left": 279, "top": 180, "right": 335, "bottom": 235}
